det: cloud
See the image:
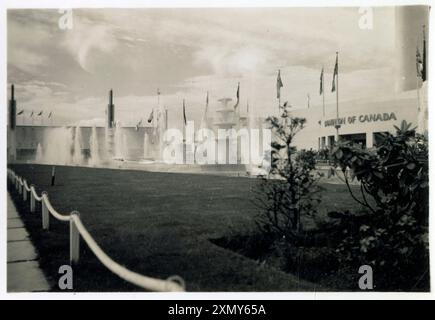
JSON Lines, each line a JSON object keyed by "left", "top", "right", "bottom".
{"left": 7, "top": 7, "right": 401, "bottom": 127}
{"left": 61, "top": 19, "right": 118, "bottom": 73}
{"left": 194, "top": 45, "right": 274, "bottom": 77}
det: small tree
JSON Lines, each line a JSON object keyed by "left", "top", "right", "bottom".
{"left": 256, "top": 107, "right": 322, "bottom": 241}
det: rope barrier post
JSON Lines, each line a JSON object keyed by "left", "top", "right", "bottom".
{"left": 18, "top": 179, "right": 22, "bottom": 195}
{"left": 42, "top": 192, "right": 49, "bottom": 230}
{"left": 51, "top": 166, "right": 56, "bottom": 186}
{"left": 30, "top": 185, "right": 36, "bottom": 213}
{"left": 23, "top": 182, "right": 27, "bottom": 201}
{"left": 70, "top": 211, "right": 80, "bottom": 265}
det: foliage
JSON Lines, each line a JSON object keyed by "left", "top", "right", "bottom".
{"left": 255, "top": 106, "right": 322, "bottom": 241}
{"left": 329, "top": 120, "right": 429, "bottom": 290}
{"left": 316, "top": 147, "right": 331, "bottom": 161}
{"left": 295, "top": 149, "right": 318, "bottom": 170}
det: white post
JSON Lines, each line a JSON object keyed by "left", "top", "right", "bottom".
{"left": 30, "top": 185, "right": 35, "bottom": 213}
{"left": 42, "top": 192, "right": 49, "bottom": 230}
{"left": 22, "top": 182, "right": 27, "bottom": 201}
{"left": 70, "top": 211, "right": 80, "bottom": 264}
{"left": 366, "top": 132, "right": 374, "bottom": 149}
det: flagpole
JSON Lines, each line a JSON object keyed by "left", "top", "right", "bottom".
{"left": 416, "top": 45, "right": 421, "bottom": 112}
{"left": 322, "top": 66, "right": 325, "bottom": 117}
{"left": 183, "top": 99, "right": 186, "bottom": 131}
{"left": 335, "top": 52, "right": 340, "bottom": 143}
{"left": 157, "top": 88, "right": 160, "bottom": 108}
{"left": 322, "top": 90, "right": 325, "bottom": 117}
{"left": 165, "top": 108, "right": 168, "bottom": 131}
{"left": 416, "top": 73, "right": 421, "bottom": 112}
{"left": 277, "top": 69, "right": 281, "bottom": 114}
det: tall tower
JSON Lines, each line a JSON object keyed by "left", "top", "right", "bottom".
{"left": 9, "top": 84, "right": 16, "bottom": 130}
{"left": 8, "top": 84, "right": 17, "bottom": 161}
{"left": 107, "top": 89, "right": 115, "bottom": 128}
{"left": 105, "top": 89, "right": 116, "bottom": 159}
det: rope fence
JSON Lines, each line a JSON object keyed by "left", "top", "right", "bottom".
{"left": 7, "top": 168, "right": 185, "bottom": 292}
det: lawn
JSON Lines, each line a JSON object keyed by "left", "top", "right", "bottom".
{"left": 8, "top": 164, "right": 364, "bottom": 292}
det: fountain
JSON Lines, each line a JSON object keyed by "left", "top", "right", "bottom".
{"left": 35, "top": 143, "right": 43, "bottom": 162}
{"left": 114, "top": 122, "right": 124, "bottom": 160}
{"left": 88, "top": 125, "right": 100, "bottom": 166}
{"left": 143, "top": 131, "right": 149, "bottom": 159}
{"left": 40, "top": 127, "right": 74, "bottom": 165}
{"left": 72, "top": 126, "right": 84, "bottom": 165}
{"left": 122, "top": 132, "right": 128, "bottom": 160}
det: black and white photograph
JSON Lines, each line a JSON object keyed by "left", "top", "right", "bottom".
{"left": 3, "top": 1, "right": 432, "bottom": 298}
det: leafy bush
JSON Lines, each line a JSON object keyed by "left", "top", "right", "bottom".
{"left": 329, "top": 121, "right": 429, "bottom": 290}
{"left": 295, "top": 149, "right": 318, "bottom": 170}
{"left": 316, "top": 147, "right": 331, "bottom": 162}
{"left": 255, "top": 106, "right": 322, "bottom": 241}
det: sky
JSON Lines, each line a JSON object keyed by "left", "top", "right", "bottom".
{"left": 7, "top": 7, "right": 400, "bottom": 128}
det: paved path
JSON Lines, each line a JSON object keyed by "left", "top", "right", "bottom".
{"left": 7, "top": 193, "right": 50, "bottom": 292}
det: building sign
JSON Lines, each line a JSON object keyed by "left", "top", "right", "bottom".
{"left": 324, "top": 112, "right": 397, "bottom": 127}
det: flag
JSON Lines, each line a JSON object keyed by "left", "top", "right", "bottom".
{"left": 331, "top": 55, "right": 338, "bottom": 92}
{"left": 183, "top": 99, "right": 187, "bottom": 126}
{"left": 147, "top": 110, "right": 154, "bottom": 123}
{"left": 276, "top": 70, "right": 283, "bottom": 99}
{"left": 37, "top": 111, "right": 43, "bottom": 116}
{"left": 48, "top": 111, "right": 52, "bottom": 118}
{"left": 234, "top": 82, "right": 240, "bottom": 110}
{"left": 205, "top": 92, "right": 209, "bottom": 117}
{"left": 320, "top": 68, "right": 324, "bottom": 95}
{"left": 422, "top": 26, "right": 427, "bottom": 82}
{"left": 17, "top": 110, "right": 24, "bottom": 115}
{"left": 416, "top": 46, "right": 423, "bottom": 79}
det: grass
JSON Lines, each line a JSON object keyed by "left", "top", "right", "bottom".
{"left": 8, "top": 164, "right": 366, "bottom": 292}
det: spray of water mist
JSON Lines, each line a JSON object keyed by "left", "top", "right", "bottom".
{"left": 35, "top": 143, "right": 43, "bottom": 162}
{"left": 72, "top": 126, "right": 84, "bottom": 165}
{"left": 89, "top": 125, "right": 101, "bottom": 166}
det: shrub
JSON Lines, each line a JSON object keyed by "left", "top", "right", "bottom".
{"left": 329, "top": 121, "right": 429, "bottom": 290}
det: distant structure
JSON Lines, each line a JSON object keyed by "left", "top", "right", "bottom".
{"left": 8, "top": 84, "right": 17, "bottom": 161}
{"left": 107, "top": 89, "right": 115, "bottom": 128}
{"left": 9, "top": 84, "right": 16, "bottom": 130}
{"left": 106, "top": 89, "right": 116, "bottom": 157}
{"left": 214, "top": 98, "right": 237, "bottom": 130}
